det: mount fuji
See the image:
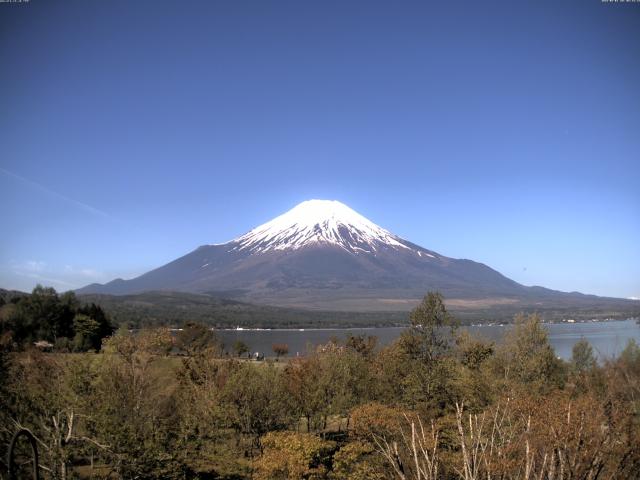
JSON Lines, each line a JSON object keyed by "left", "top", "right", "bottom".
{"left": 77, "top": 200, "right": 635, "bottom": 313}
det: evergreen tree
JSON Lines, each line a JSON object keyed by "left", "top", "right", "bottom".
{"left": 619, "top": 338, "right": 640, "bottom": 375}
{"left": 571, "top": 338, "right": 596, "bottom": 374}
{"left": 76, "top": 303, "right": 115, "bottom": 349}
{"left": 400, "top": 291, "right": 457, "bottom": 363}
{"left": 73, "top": 313, "right": 102, "bottom": 351}
{"left": 0, "top": 287, "right": 115, "bottom": 350}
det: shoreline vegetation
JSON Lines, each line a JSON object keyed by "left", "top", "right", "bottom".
{"left": 1, "top": 288, "right": 639, "bottom": 479}
{"left": 211, "top": 316, "right": 637, "bottom": 331}
{"left": 80, "top": 294, "right": 640, "bottom": 330}
{"left": 4, "top": 287, "right": 639, "bottom": 331}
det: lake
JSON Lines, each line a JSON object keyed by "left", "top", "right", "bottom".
{"left": 218, "top": 319, "right": 640, "bottom": 360}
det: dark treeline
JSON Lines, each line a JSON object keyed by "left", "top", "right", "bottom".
{"left": 0, "top": 285, "right": 114, "bottom": 352}
{"left": 77, "top": 290, "right": 411, "bottom": 329}
{"left": 1, "top": 292, "right": 639, "bottom": 479}
{"left": 3, "top": 287, "right": 637, "bottom": 332}
{"left": 75, "top": 290, "right": 640, "bottom": 329}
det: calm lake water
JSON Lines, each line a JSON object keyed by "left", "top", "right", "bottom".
{"left": 218, "top": 319, "right": 640, "bottom": 360}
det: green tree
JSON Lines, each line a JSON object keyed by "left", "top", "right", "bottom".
{"left": 222, "top": 363, "right": 295, "bottom": 452}
{"left": 0, "top": 287, "right": 113, "bottom": 350}
{"left": 232, "top": 339, "right": 250, "bottom": 357}
{"left": 176, "top": 322, "right": 221, "bottom": 355}
{"left": 571, "top": 338, "right": 596, "bottom": 374}
{"left": 93, "top": 328, "right": 185, "bottom": 478}
{"left": 8, "top": 285, "right": 75, "bottom": 344}
{"left": 284, "top": 357, "right": 327, "bottom": 433}
{"left": 620, "top": 338, "right": 640, "bottom": 370}
{"left": 0, "top": 302, "right": 22, "bottom": 347}
{"left": 395, "top": 293, "right": 459, "bottom": 411}
{"left": 73, "top": 313, "right": 102, "bottom": 351}
{"left": 4, "top": 350, "right": 105, "bottom": 480}
{"left": 400, "top": 292, "right": 457, "bottom": 363}
{"left": 32, "top": 285, "right": 76, "bottom": 340}
{"left": 320, "top": 348, "right": 375, "bottom": 431}
{"left": 76, "top": 302, "right": 114, "bottom": 345}
{"left": 494, "top": 313, "right": 566, "bottom": 391}
{"left": 455, "top": 330, "right": 494, "bottom": 370}
{"left": 451, "top": 330, "right": 496, "bottom": 410}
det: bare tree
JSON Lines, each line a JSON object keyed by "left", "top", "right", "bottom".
{"left": 372, "top": 413, "right": 439, "bottom": 480}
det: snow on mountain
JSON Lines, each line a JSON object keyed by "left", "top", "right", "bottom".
{"left": 77, "top": 199, "right": 639, "bottom": 317}
{"left": 229, "top": 199, "right": 412, "bottom": 254}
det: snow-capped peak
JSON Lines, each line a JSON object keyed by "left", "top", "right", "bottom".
{"left": 231, "top": 199, "right": 411, "bottom": 254}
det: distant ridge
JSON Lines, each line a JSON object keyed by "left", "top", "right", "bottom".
{"left": 78, "top": 200, "right": 639, "bottom": 315}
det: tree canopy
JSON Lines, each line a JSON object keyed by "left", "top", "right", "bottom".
{"left": 0, "top": 285, "right": 115, "bottom": 351}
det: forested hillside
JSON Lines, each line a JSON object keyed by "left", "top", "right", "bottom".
{"left": 77, "top": 290, "right": 408, "bottom": 329}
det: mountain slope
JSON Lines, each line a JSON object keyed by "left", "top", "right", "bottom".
{"left": 77, "top": 200, "right": 637, "bottom": 313}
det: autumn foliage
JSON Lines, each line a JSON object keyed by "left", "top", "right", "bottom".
{"left": 1, "top": 294, "right": 639, "bottom": 479}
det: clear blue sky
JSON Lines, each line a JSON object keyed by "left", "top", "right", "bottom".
{"left": 1, "top": 0, "right": 638, "bottom": 299}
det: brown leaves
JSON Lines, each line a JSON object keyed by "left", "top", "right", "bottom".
{"left": 350, "top": 402, "right": 404, "bottom": 439}
{"left": 453, "top": 391, "right": 638, "bottom": 480}
{"left": 253, "top": 431, "right": 335, "bottom": 480}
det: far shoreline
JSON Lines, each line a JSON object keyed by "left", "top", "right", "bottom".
{"left": 195, "top": 316, "right": 638, "bottom": 332}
